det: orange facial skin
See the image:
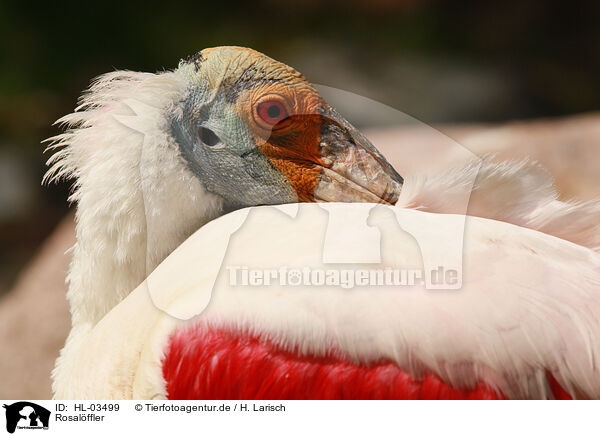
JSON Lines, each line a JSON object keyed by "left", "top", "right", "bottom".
{"left": 236, "top": 83, "right": 331, "bottom": 202}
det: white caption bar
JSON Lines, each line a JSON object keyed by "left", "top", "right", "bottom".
{"left": 1, "top": 400, "right": 596, "bottom": 436}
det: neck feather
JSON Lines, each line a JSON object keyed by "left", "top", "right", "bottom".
{"left": 45, "top": 70, "right": 223, "bottom": 327}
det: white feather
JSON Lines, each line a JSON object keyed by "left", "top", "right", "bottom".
{"left": 44, "top": 69, "right": 224, "bottom": 327}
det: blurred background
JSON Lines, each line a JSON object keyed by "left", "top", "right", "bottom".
{"left": 0, "top": 0, "right": 598, "bottom": 398}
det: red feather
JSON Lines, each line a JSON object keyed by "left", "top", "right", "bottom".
{"left": 162, "top": 325, "right": 572, "bottom": 399}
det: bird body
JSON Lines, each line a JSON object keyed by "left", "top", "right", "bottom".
{"left": 45, "top": 47, "right": 600, "bottom": 400}
{"left": 52, "top": 203, "right": 600, "bottom": 399}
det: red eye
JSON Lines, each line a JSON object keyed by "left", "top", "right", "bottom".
{"left": 257, "top": 100, "right": 288, "bottom": 126}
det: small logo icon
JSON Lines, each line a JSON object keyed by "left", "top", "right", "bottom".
{"left": 2, "top": 402, "right": 50, "bottom": 433}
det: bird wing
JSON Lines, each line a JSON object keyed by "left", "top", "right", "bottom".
{"left": 53, "top": 204, "right": 600, "bottom": 399}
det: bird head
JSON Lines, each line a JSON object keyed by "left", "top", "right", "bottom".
{"left": 171, "top": 46, "right": 402, "bottom": 208}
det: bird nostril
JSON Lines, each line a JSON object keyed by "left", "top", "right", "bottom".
{"left": 199, "top": 127, "right": 222, "bottom": 147}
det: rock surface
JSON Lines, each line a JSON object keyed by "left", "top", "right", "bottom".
{"left": 0, "top": 216, "right": 73, "bottom": 399}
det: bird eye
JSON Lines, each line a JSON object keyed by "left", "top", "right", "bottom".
{"left": 199, "top": 127, "right": 222, "bottom": 147}
{"left": 257, "top": 100, "right": 289, "bottom": 126}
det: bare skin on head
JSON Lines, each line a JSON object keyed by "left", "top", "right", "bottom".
{"left": 179, "top": 46, "right": 403, "bottom": 205}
